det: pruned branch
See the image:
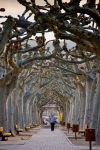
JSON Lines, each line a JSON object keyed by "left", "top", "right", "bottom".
{"left": 0, "top": 17, "right": 15, "bottom": 55}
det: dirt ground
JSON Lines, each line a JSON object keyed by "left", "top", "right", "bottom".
{"left": 62, "top": 127, "right": 99, "bottom": 147}
{"left": 7, "top": 126, "right": 41, "bottom": 141}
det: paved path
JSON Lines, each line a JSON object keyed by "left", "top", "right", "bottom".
{"left": 0, "top": 128, "right": 100, "bottom": 150}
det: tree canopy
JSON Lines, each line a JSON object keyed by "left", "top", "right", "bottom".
{"left": 0, "top": 0, "right": 100, "bottom": 108}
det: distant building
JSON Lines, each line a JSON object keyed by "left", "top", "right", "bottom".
{"left": 42, "top": 104, "right": 58, "bottom": 117}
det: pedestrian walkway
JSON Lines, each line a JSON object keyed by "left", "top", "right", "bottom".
{"left": 0, "top": 128, "right": 100, "bottom": 150}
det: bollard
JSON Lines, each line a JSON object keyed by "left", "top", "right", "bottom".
{"left": 85, "top": 128, "right": 96, "bottom": 150}
{"left": 67, "top": 123, "right": 71, "bottom": 133}
{"left": 72, "top": 124, "right": 79, "bottom": 140}
{"left": 89, "top": 129, "right": 92, "bottom": 150}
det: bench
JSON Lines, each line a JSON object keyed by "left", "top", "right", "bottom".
{"left": 2, "top": 133, "right": 11, "bottom": 141}
{"left": 25, "top": 126, "right": 30, "bottom": 131}
{"left": 30, "top": 125, "right": 36, "bottom": 128}
{"left": 30, "top": 125, "right": 34, "bottom": 128}
{"left": 79, "top": 129, "right": 85, "bottom": 136}
{"left": 32, "top": 123, "right": 38, "bottom": 127}
{"left": 0, "top": 127, "right": 11, "bottom": 141}
{"left": 15, "top": 125, "right": 23, "bottom": 135}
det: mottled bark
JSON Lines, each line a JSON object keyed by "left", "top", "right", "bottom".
{"left": 68, "top": 100, "right": 74, "bottom": 124}
{"left": 91, "top": 73, "right": 100, "bottom": 130}
{"left": 0, "top": 17, "right": 15, "bottom": 55}
{"left": 78, "top": 85, "right": 86, "bottom": 129}
{"left": 72, "top": 87, "right": 80, "bottom": 124}
{"left": 17, "top": 95, "right": 24, "bottom": 128}
{"left": 7, "top": 91, "right": 16, "bottom": 134}
{"left": 83, "top": 78, "right": 94, "bottom": 127}
{"left": 0, "top": 75, "right": 17, "bottom": 131}
{"left": 96, "top": 110, "right": 100, "bottom": 144}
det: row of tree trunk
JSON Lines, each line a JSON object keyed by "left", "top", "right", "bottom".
{"left": 0, "top": 77, "right": 40, "bottom": 134}
{"left": 0, "top": 69, "right": 100, "bottom": 144}
{"left": 64, "top": 72, "right": 100, "bottom": 144}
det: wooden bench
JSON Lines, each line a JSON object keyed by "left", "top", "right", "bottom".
{"left": 15, "top": 125, "right": 23, "bottom": 135}
{"left": 2, "top": 133, "right": 11, "bottom": 141}
{"left": 0, "top": 127, "right": 3, "bottom": 140}
{"left": 25, "top": 126, "right": 30, "bottom": 131}
{"left": 30, "top": 125, "right": 34, "bottom": 128}
{"left": 0, "top": 127, "right": 11, "bottom": 141}
{"left": 79, "top": 129, "right": 85, "bottom": 136}
{"left": 30, "top": 125, "right": 36, "bottom": 128}
{"left": 32, "top": 123, "right": 38, "bottom": 128}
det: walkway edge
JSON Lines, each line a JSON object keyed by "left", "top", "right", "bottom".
{"left": 61, "top": 128, "right": 73, "bottom": 145}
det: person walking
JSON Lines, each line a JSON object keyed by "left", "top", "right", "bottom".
{"left": 49, "top": 113, "right": 56, "bottom": 131}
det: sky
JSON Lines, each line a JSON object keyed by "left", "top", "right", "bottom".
{"left": 0, "top": 0, "right": 57, "bottom": 17}
{"left": 0, "top": 0, "right": 99, "bottom": 17}
{"left": 0, "top": 0, "right": 25, "bottom": 17}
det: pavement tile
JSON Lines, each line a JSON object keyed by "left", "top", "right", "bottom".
{"left": 0, "top": 128, "right": 100, "bottom": 150}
